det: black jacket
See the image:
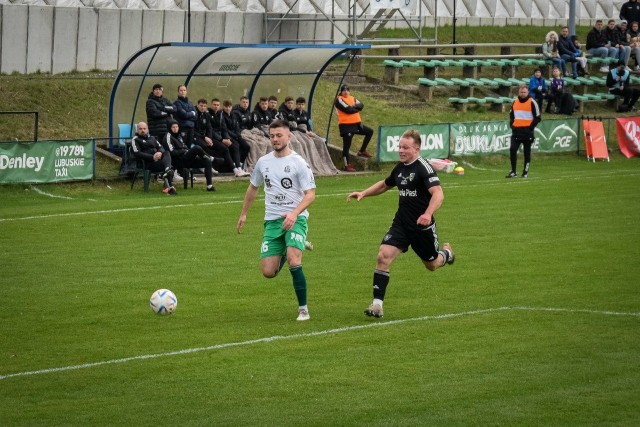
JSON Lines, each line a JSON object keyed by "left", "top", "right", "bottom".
{"left": 232, "top": 105, "right": 253, "bottom": 131}
{"left": 194, "top": 110, "right": 214, "bottom": 140}
{"left": 221, "top": 111, "right": 241, "bottom": 141}
{"left": 509, "top": 96, "right": 542, "bottom": 140}
{"left": 586, "top": 27, "right": 609, "bottom": 50}
{"left": 557, "top": 34, "right": 578, "bottom": 56}
{"left": 620, "top": 0, "right": 640, "bottom": 24}
{"left": 160, "top": 131, "right": 188, "bottom": 157}
{"left": 145, "top": 93, "right": 175, "bottom": 137}
{"left": 293, "top": 109, "right": 312, "bottom": 131}
{"left": 131, "top": 133, "right": 165, "bottom": 162}
{"left": 252, "top": 105, "right": 273, "bottom": 128}
{"left": 208, "top": 109, "right": 224, "bottom": 141}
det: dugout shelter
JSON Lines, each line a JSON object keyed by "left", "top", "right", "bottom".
{"left": 108, "top": 42, "right": 368, "bottom": 150}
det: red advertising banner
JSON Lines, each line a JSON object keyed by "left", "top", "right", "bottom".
{"left": 615, "top": 117, "right": 640, "bottom": 158}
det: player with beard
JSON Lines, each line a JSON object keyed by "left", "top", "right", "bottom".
{"left": 347, "top": 129, "right": 455, "bottom": 318}
{"left": 236, "top": 119, "right": 316, "bottom": 321}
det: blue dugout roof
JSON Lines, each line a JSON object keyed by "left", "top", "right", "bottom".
{"left": 109, "top": 42, "right": 370, "bottom": 144}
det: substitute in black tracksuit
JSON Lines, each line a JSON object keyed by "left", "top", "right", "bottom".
{"left": 131, "top": 121, "right": 175, "bottom": 193}
{"left": 145, "top": 84, "right": 175, "bottom": 139}
{"left": 193, "top": 99, "right": 235, "bottom": 173}
{"left": 221, "top": 100, "right": 250, "bottom": 170}
{"left": 233, "top": 96, "right": 253, "bottom": 131}
{"left": 161, "top": 120, "right": 216, "bottom": 191}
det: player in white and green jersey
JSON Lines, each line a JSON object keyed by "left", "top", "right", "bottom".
{"left": 236, "top": 119, "right": 316, "bottom": 321}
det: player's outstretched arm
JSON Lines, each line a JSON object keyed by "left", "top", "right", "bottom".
{"left": 347, "top": 180, "right": 389, "bottom": 202}
{"left": 237, "top": 184, "right": 259, "bottom": 233}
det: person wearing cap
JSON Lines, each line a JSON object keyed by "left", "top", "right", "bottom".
{"left": 607, "top": 60, "right": 640, "bottom": 112}
{"left": 146, "top": 83, "right": 175, "bottom": 139}
{"left": 620, "top": 0, "right": 640, "bottom": 27}
{"left": 334, "top": 85, "right": 374, "bottom": 172}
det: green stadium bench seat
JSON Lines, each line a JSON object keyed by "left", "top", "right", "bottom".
{"left": 400, "top": 60, "right": 420, "bottom": 67}
{"left": 576, "top": 77, "right": 594, "bottom": 85}
{"left": 432, "top": 60, "right": 451, "bottom": 67}
{"left": 464, "top": 78, "right": 487, "bottom": 86}
{"left": 588, "top": 76, "right": 607, "bottom": 85}
{"left": 479, "top": 78, "right": 500, "bottom": 87}
{"left": 434, "top": 77, "right": 455, "bottom": 86}
{"left": 383, "top": 59, "right": 403, "bottom": 68}
{"left": 450, "top": 77, "right": 471, "bottom": 87}
{"left": 417, "top": 78, "right": 438, "bottom": 86}
{"left": 466, "top": 97, "right": 487, "bottom": 104}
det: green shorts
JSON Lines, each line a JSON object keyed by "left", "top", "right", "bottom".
{"left": 260, "top": 216, "right": 308, "bottom": 258}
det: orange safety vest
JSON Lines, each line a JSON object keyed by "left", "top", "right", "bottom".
{"left": 512, "top": 97, "right": 534, "bottom": 128}
{"left": 336, "top": 94, "right": 362, "bottom": 125}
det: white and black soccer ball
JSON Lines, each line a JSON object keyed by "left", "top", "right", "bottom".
{"left": 149, "top": 289, "right": 177, "bottom": 315}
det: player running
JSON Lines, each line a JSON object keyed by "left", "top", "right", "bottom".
{"left": 236, "top": 119, "right": 316, "bottom": 321}
{"left": 347, "top": 129, "right": 455, "bottom": 318}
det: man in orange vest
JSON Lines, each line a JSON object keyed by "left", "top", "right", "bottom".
{"left": 334, "top": 85, "right": 374, "bottom": 172}
{"left": 507, "top": 85, "right": 542, "bottom": 178}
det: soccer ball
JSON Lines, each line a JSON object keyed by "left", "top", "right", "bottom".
{"left": 453, "top": 166, "right": 465, "bottom": 175}
{"left": 149, "top": 289, "right": 177, "bottom": 315}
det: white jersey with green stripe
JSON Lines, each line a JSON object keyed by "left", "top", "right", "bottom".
{"left": 250, "top": 151, "right": 316, "bottom": 220}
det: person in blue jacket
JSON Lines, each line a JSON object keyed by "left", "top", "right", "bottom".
{"left": 529, "top": 68, "right": 549, "bottom": 112}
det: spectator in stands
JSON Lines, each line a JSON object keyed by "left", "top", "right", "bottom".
{"left": 607, "top": 60, "right": 640, "bottom": 112}
{"left": 506, "top": 85, "right": 541, "bottom": 179}
{"left": 211, "top": 98, "right": 249, "bottom": 177}
{"left": 222, "top": 99, "right": 251, "bottom": 174}
{"left": 293, "top": 97, "right": 316, "bottom": 136}
{"left": 268, "top": 96, "right": 282, "bottom": 121}
{"left": 161, "top": 120, "right": 216, "bottom": 191}
{"left": 570, "top": 36, "right": 590, "bottom": 76}
{"left": 146, "top": 83, "right": 175, "bottom": 139}
{"left": 557, "top": 26, "right": 580, "bottom": 78}
{"left": 626, "top": 21, "right": 640, "bottom": 70}
{"left": 252, "top": 97, "right": 273, "bottom": 132}
{"left": 194, "top": 98, "right": 236, "bottom": 174}
{"left": 607, "top": 19, "right": 632, "bottom": 68}
{"left": 529, "top": 68, "right": 549, "bottom": 108}
{"left": 233, "top": 96, "right": 253, "bottom": 131}
{"left": 131, "top": 121, "right": 176, "bottom": 195}
{"left": 543, "top": 31, "right": 568, "bottom": 77}
{"left": 173, "top": 85, "right": 197, "bottom": 148}
{"left": 548, "top": 67, "right": 566, "bottom": 114}
{"left": 587, "top": 20, "right": 619, "bottom": 73}
{"left": 335, "top": 84, "right": 373, "bottom": 172}
{"left": 620, "top": 0, "right": 640, "bottom": 26}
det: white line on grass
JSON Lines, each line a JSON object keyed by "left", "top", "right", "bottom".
{"left": 30, "top": 186, "right": 74, "bottom": 200}
{"left": 3, "top": 171, "right": 639, "bottom": 223}
{"left": 1, "top": 306, "right": 638, "bottom": 381}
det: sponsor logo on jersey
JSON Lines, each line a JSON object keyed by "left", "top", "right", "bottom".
{"left": 284, "top": 165, "right": 290, "bottom": 173}
{"left": 398, "top": 189, "right": 417, "bottom": 197}
{"left": 281, "top": 177, "right": 293, "bottom": 189}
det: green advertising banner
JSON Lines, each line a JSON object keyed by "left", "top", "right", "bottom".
{"left": 378, "top": 124, "right": 450, "bottom": 162}
{"left": 0, "top": 140, "right": 95, "bottom": 184}
{"left": 451, "top": 119, "right": 579, "bottom": 155}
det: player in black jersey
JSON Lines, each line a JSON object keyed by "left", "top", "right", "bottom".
{"left": 347, "top": 129, "right": 455, "bottom": 318}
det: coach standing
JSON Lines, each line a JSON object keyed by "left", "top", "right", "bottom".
{"left": 506, "top": 85, "right": 541, "bottom": 179}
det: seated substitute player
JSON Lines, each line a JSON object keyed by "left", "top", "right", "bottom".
{"left": 347, "top": 129, "right": 455, "bottom": 318}
{"left": 131, "top": 121, "right": 176, "bottom": 195}
{"left": 236, "top": 119, "right": 316, "bottom": 321}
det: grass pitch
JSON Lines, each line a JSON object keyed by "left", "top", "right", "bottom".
{"left": 0, "top": 153, "right": 639, "bottom": 425}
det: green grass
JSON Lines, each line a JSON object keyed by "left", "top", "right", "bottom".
{"left": 1, "top": 153, "right": 639, "bottom": 425}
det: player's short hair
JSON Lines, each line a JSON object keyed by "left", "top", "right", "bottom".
{"left": 240, "top": 95, "right": 249, "bottom": 101}
{"left": 210, "top": 98, "right": 220, "bottom": 103}
{"left": 402, "top": 129, "right": 422, "bottom": 147}
{"left": 197, "top": 98, "right": 207, "bottom": 104}
{"left": 296, "top": 97, "right": 306, "bottom": 104}
{"left": 285, "top": 96, "right": 294, "bottom": 102}
{"left": 223, "top": 99, "right": 233, "bottom": 107}
{"left": 259, "top": 97, "right": 268, "bottom": 102}
{"left": 268, "top": 95, "right": 278, "bottom": 102}
{"left": 269, "top": 119, "right": 290, "bottom": 130}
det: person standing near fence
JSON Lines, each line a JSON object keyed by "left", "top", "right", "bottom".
{"left": 506, "top": 85, "right": 541, "bottom": 179}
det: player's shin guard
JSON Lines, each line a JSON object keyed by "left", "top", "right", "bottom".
{"left": 289, "top": 265, "right": 307, "bottom": 306}
{"left": 438, "top": 250, "right": 451, "bottom": 266}
{"left": 373, "top": 269, "right": 390, "bottom": 300}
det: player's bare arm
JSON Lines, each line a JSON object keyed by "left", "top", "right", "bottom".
{"left": 282, "top": 188, "right": 316, "bottom": 230}
{"left": 237, "top": 184, "right": 259, "bottom": 233}
{"left": 347, "top": 180, "right": 390, "bottom": 201}
{"left": 417, "top": 185, "right": 444, "bottom": 226}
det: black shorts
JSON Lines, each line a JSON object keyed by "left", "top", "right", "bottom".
{"left": 381, "top": 219, "right": 440, "bottom": 262}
